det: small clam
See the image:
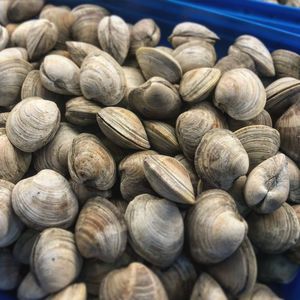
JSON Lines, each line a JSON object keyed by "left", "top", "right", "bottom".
{"left": 45, "top": 283, "right": 87, "bottom": 300}
{"left": 97, "top": 107, "right": 150, "bottom": 150}
{"left": 176, "top": 101, "right": 227, "bottom": 161}
{"left": 0, "top": 25, "right": 9, "bottom": 50}
{"left": 80, "top": 51, "right": 126, "bottom": 105}
{"left": 286, "top": 156, "right": 300, "bottom": 203}
{"left": 179, "top": 67, "right": 221, "bottom": 104}
{"left": 187, "top": 189, "right": 247, "bottom": 264}
{"left": 128, "top": 76, "right": 182, "bottom": 119}
{"left": 125, "top": 194, "right": 184, "bottom": 267}
{"left": 136, "top": 47, "right": 182, "bottom": 83}
{"left": 144, "top": 154, "right": 195, "bottom": 204}
{"left": 40, "top": 54, "right": 81, "bottom": 95}
{"left": 0, "top": 47, "right": 28, "bottom": 61}
{"left": 31, "top": 228, "right": 83, "bottom": 293}
{"left": 194, "top": 129, "right": 249, "bottom": 190}
{"left": 100, "top": 262, "right": 168, "bottom": 300}
{"left": 168, "top": 22, "right": 219, "bottom": 47}
{"left": 239, "top": 283, "right": 282, "bottom": 300}
{"left": 247, "top": 203, "right": 300, "bottom": 253}
{"left": 214, "top": 68, "right": 266, "bottom": 121}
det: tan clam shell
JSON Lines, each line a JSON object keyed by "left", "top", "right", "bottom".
{"left": 144, "top": 154, "right": 195, "bottom": 204}
{"left": 168, "top": 22, "right": 219, "bottom": 47}
{"left": 239, "top": 283, "right": 282, "bottom": 300}
{"left": 187, "top": 189, "right": 248, "bottom": 264}
{"left": 234, "top": 125, "right": 280, "bottom": 171}
{"left": 99, "top": 262, "right": 168, "bottom": 300}
{"left": 0, "top": 58, "right": 33, "bottom": 107}
{"left": 80, "top": 51, "right": 126, "bottom": 106}
{"left": 136, "top": 47, "right": 182, "bottom": 83}
{"left": 45, "top": 283, "right": 87, "bottom": 300}
{"left": 31, "top": 228, "right": 83, "bottom": 293}
{"left": 173, "top": 41, "right": 217, "bottom": 73}
{"left": 176, "top": 101, "right": 227, "bottom": 161}
{"left": 0, "top": 180, "right": 23, "bottom": 247}
{"left": 129, "top": 76, "right": 182, "bottom": 119}
{"left": 75, "top": 197, "right": 127, "bottom": 262}
{"left": 119, "top": 150, "right": 157, "bottom": 201}
{"left": 122, "top": 66, "right": 145, "bottom": 101}
{"left": 10, "top": 20, "right": 36, "bottom": 48}
{"left": 214, "top": 68, "right": 266, "bottom": 121}
{"left": 194, "top": 128, "right": 249, "bottom": 190}
{"left": 0, "top": 47, "right": 28, "bottom": 61}
{"left": 125, "top": 194, "right": 184, "bottom": 267}
{"left": 97, "top": 107, "right": 150, "bottom": 150}
{"left": 247, "top": 203, "right": 300, "bottom": 253}
{"left": 34, "top": 122, "right": 79, "bottom": 175}
{"left": 286, "top": 156, "right": 300, "bottom": 203}
{"left": 0, "top": 25, "right": 9, "bottom": 50}
{"left": 179, "top": 67, "right": 221, "bottom": 104}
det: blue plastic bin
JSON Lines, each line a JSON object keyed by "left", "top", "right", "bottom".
{"left": 1, "top": 0, "right": 300, "bottom": 299}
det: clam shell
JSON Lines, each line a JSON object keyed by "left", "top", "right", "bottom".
{"left": 0, "top": 25, "right": 9, "bottom": 50}
{"left": 122, "top": 66, "right": 145, "bottom": 101}
{"left": 144, "top": 154, "right": 195, "bottom": 204}
{"left": 136, "top": 47, "right": 182, "bottom": 83}
{"left": 0, "top": 47, "right": 28, "bottom": 61}
{"left": 45, "top": 283, "right": 87, "bottom": 300}
{"left": 31, "top": 228, "right": 83, "bottom": 293}
{"left": 12, "top": 169, "right": 78, "bottom": 230}
{"left": 286, "top": 156, "right": 300, "bottom": 203}
{"left": 239, "top": 283, "right": 282, "bottom": 300}
{"left": 10, "top": 20, "right": 36, "bottom": 48}
{"left": 125, "top": 194, "right": 184, "bottom": 267}
{"left": 156, "top": 46, "right": 173, "bottom": 55}
{"left": 214, "top": 68, "right": 266, "bottom": 121}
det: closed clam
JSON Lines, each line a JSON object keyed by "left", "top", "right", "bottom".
{"left": 239, "top": 283, "right": 282, "bottom": 300}
{"left": 80, "top": 51, "right": 126, "bottom": 105}
{"left": 0, "top": 47, "right": 28, "bottom": 61}
{"left": 173, "top": 41, "right": 217, "bottom": 73}
{"left": 12, "top": 169, "right": 78, "bottom": 230}
{"left": 40, "top": 54, "right": 81, "bottom": 95}
{"left": 100, "top": 262, "right": 168, "bottom": 300}
{"left": 187, "top": 189, "right": 248, "bottom": 264}
{"left": 98, "top": 15, "right": 130, "bottom": 64}
{"left": 0, "top": 58, "right": 33, "bottom": 107}
{"left": 176, "top": 101, "right": 227, "bottom": 161}
{"left": 45, "top": 283, "right": 87, "bottom": 300}
{"left": 144, "top": 154, "right": 195, "bottom": 204}
{"left": 34, "top": 123, "right": 79, "bottom": 175}
{"left": 119, "top": 150, "right": 157, "bottom": 201}
{"left": 125, "top": 194, "right": 184, "bottom": 267}
{"left": 0, "top": 25, "right": 9, "bottom": 50}
{"left": 31, "top": 228, "right": 83, "bottom": 293}
{"left": 234, "top": 125, "right": 280, "bottom": 170}
{"left": 194, "top": 129, "right": 249, "bottom": 190}
{"left": 128, "top": 76, "right": 182, "bottom": 119}
{"left": 247, "top": 203, "right": 300, "bottom": 253}
{"left": 0, "top": 180, "right": 23, "bottom": 247}
{"left": 97, "top": 107, "right": 150, "bottom": 150}
{"left": 214, "top": 68, "right": 266, "bottom": 121}
{"left": 179, "top": 67, "right": 221, "bottom": 104}
{"left": 168, "top": 22, "right": 219, "bottom": 47}
{"left": 136, "top": 47, "right": 182, "bottom": 83}
{"left": 286, "top": 156, "right": 300, "bottom": 203}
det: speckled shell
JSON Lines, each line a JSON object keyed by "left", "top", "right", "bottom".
{"left": 45, "top": 283, "right": 87, "bottom": 300}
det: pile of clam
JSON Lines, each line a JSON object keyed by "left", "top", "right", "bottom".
{"left": 0, "top": 1, "right": 300, "bottom": 300}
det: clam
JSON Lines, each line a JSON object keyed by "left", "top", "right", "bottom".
{"left": 194, "top": 129, "right": 249, "bottom": 190}
{"left": 31, "top": 228, "right": 83, "bottom": 293}
{"left": 45, "top": 283, "right": 87, "bottom": 300}
{"left": 97, "top": 107, "right": 150, "bottom": 150}
{"left": 187, "top": 189, "right": 247, "bottom": 264}
{"left": 80, "top": 51, "right": 126, "bottom": 106}
{"left": 173, "top": 41, "right": 217, "bottom": 73}
{"left": 130, "top": 18, "right": 161, "bottom": 55}
{"left": 119, "top": 150, "right": 157, "bottom": 201}
{"left": 34, "top": 123, "right": 79, "bottom": 175}
{"left": 6, "top": 97, "right": 60, "bottom": 152}
{"left": 144, "top": 154, "right": 195, "bottom": 204}
{"left": 125, "top": 194, "right": 184, "bottom": 267}
{"left": 179, "top": 67, "right": 221, "bottom": 104}
{"left": 122, "top": 66, "right": 145, "bottom": 101}
{"left": 286, "top": 156, "right": 300, "bottom": 203}
{"left": 98, "top": 15, "right": 130, "bottom": 64}
{"left": 71, "top": 4, "right": 109, "bottom": 46}
{"left": 40, "top": 54, "right": 81, "bottom": 95}
{"left": 136, "top": 47, "right": 182, "bottom": 83}
{"left": 75, "top": 197, "right": 127, "bottom": 262}
{"left": 12, "top": 169, "right": 78, "bottom": 230}
{"left": 128, "top": 76, "right": 182, "bottom": 119}
{"left": 168, "top": 22, "right": 219, "bottom": 47}
{"left": 234, "top": 125, "right": 280, "bottom": 171}
{"left": 190, "top": 273, "right": 228, "bottom": 300}
{"left": 10, "top": 20, "right": 35, "bottom": 47}
{"left": 207, "top": 237, "right": 257, "bottom": 297}
{"left": 0, "top": 47, "right": 28, "bottom": 61}
{"left": 214, "top": 68, "right": 266, "bottom": 121}
{"left": 0, "top": 25, "right": 9, "bottom": 50}
{"left": 239, "top": 283, "right": 282, "bottom": 300}
{"left": 0, "top": 179, "right": 23, "bottom": 247}
{"left": 231, "top": 35, "right": 275, "bottom": 77}
{"left": 247, "top": 203, "right": 300, "bottom": 253}
{"left": 176, "top": 101, "right": 227, "bottom": 161}
{"left": 0, "top": 58, "right": 33, "bottom": 107}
